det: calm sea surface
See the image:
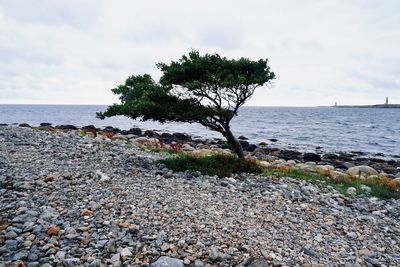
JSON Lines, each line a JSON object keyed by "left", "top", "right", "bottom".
{"left": 1, "top": 105, "right": 399, "bottom": 158}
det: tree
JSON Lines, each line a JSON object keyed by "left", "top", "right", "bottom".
{"left": 97, "top": 50, "right": 275, "bottom": 158}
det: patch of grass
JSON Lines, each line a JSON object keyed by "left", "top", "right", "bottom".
{"left": 147, "top": 147, "right": 177, "bottom": 154}
{"left": 263, "top": 168, "right": 322, "bottom": 182}
{"left": 263, "top": 167, "right": 400, "bottom": 199}
{"left": 158, "top": 154, "right": 262, "bottom": 178}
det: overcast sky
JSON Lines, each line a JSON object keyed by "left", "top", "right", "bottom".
{"left": 0, "top": 0, "right": 399, "bottom": 106}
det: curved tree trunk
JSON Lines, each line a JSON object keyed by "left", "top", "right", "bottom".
{"left": 222, "top": 127, "right": 244, "bottom": 158}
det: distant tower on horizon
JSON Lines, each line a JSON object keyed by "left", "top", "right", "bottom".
{"left": 334, "top": 102, "right": 337, "bottom": 107}
{"left": 385, "top": 97, "right": 389, "bottom": 105}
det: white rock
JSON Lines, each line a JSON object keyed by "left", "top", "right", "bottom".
{"left": 181, "top": 144, "right": 194, "bottom": 151}
{"left": 346, "top": 166, "right": 378, "bottom": 177}
{"left": 346, "top": 187, "right": 357, "bottom": 195}
{"left": 150, "top": 256, "right": 184, "bottom": 267}
{"left": 55, "top": 251, "right": 66, "bottom": 261}
{"left": 226, "top": 177, "right": 237, "bottom": 184}
{"left": 360, "top": 185, "right": 371, "bottom": 192}
{"left": 110, "top": 253, "right": 121, "bottom": 263}
{"left": 94, "top": 170, "right": 111, "bottom": 182}
{"left": 120, "top": 247, "right": 132, "bottom": 260}
{"left": 314, "top": 234, "right": 324, "bottom": 242}
{"left": 259, "top": 161, "right": 271, "bottom": 168}
{"left": 133, "top": 137, "right": 150, "bottom": 145}
{"left": 315, "top": 165, "right": 335, "bottom": 172}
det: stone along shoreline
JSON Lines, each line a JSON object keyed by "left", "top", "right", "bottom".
{"left": 1, "top": 125, "right": 400, "bottom": 266}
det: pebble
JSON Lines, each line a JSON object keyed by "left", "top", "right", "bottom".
{"left": 150, "top": 256, "right": 184, "bottom": 267}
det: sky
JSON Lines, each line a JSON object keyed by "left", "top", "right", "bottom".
{"left": 0, "top": 0, "right": 399, "bottom": 106}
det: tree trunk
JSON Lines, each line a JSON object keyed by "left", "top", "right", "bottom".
{"left": 222, "top": 127, "right": 244, "bottom": 158}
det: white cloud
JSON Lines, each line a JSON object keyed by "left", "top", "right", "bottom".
{"left": 0, "top": 0, "right": 399, "bottom": 105}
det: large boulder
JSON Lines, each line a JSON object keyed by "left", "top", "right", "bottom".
{"left": 172, "top": 132, "right": 191, "bottom": 141}
{"left": 19, "top": 123, "right": 31, "bottom": 127}
{"left": 125, "top": 127, "right": 142, "bottom": 135}
{"left": 82, "top": 125, "right": 97, "bottom": 131}
{"left": 303, "top": 153, "right": 321, "bottom": 163}
{"left": 144, "top": 130, "right": 156, "bottom": 137}
{"left": 239, "top": 140, "right": 249, "bottom": 149}
{"left": 181, "top": 144, "right": 194, "bottom": 151}
{"left": 150, "top": 256, "right": 184, "bottom": 267}
{"left": 55, "top": 125, "right": 77, "bottom": 130}
{"left": 102, "top": 126, "right": 120, "bottom": 133}
{"left": 346, "top": 166, "right": 378, "bottom": 177}
{"left": 133, "top": 137, "right": 151, "bottom": 145}
{"left": 160, "top": 132, "right": 173, "bottom": 139}
{"left": 279, "top": 150, "right": 302, "bottom": 160}
{"left": 245, "top": 144, "right": 258, "bottom": 152}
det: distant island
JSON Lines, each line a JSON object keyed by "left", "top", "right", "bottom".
{"left": 333, "top": 97, "right": 400, "bottom": 108}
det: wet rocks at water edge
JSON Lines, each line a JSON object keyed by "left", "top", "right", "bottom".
{"left": 1, "top": 125, "right": 400, "bottom": 266}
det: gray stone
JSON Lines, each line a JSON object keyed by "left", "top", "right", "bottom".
{"left": 27, "top": 253, "right": 39, "bottom": 262}
{"left": 89, "top": 259, "right": 102, "bottom": 267}
{"left": 63, "top": 257, "right": 81, "bottom": 266}
{"left": 106, "top": 239, "right": 117, "bottom": 253}
{"left": 209, "top": 246, "right": 219, "bottom": 261}
{"left": 4, "top": 240, "right": 19, "bottom": 250}
{"left": 95, "top": 239, "right": 108, "bottom": 250}
{"left": 246, "top": 258, "right": 269, "bottom": 267}
{"left": 347, "top": 231, "right": 358, "bottom": 239}
{"left": 6, "top": 230, "right": 18, "bottom": 239}
{"left": 40, "top": 207, "right": 59, "bottom": 221}
{"left": 342, "top": 162, "right": 355, "bottom": 169}
{"left": 193, "top": 260, "right": 205, "bottom": 267}
{"left": 303, "top": 246, "right": 318, "bottom": 257}
{"left": 13, "top": 250, "right": 29, "bottom": 261}
{"left": 95, "top": 170, "right": 111, "bottom": 182}
{"left": 150, "top": 256, "right": 184, "bottom": 267}
{"left": 110, "top": 253, "right": 121, "bottom": 263}
{"left": 39, "top": 257, "right": 50, "bottom": 264}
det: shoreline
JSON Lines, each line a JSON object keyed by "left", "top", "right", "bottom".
{"left": 2, "top": 122, "right": 399, "bottom": 176}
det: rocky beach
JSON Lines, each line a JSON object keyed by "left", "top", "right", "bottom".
{"left": 1, "top": 125, "right": 400, "bottom": 266}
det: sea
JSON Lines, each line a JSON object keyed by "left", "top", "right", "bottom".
{"left": 1, "top": 105, "right": 399, "bottom": 159}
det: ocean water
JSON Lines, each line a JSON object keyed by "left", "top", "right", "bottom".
{"left": 1, "top": 105, "right": 399, "bottom": 158}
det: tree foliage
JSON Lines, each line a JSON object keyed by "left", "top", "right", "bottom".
{"left": 98, "top": 50, "right": 275, "bottom": 158}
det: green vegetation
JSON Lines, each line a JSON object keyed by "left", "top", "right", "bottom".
{"left": 159, "top": 154, "right": 262, "bottom": 178}
{"left": 263, "top": 168, "right": 400, "bottom": 199}
{"left": 97, "top": 50, "right": 275, "bottom": 158}
{"left": 146, "top": 147, "right": 177, "bottom": 155}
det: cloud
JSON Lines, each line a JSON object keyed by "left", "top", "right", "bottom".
{"left": 0, "top": 0, "right": 399, "bottom": 105}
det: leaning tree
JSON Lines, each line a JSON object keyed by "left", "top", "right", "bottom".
{"left": 97, "top": 50, "right": 275, "bottom": 158}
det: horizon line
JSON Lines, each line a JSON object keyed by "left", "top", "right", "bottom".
{"left": 0, "top": 103, "right": 326, "bottom": 108}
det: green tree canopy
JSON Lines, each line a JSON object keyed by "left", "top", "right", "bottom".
{"left": 97, "top": 50, "right": 275, "bottom": 158}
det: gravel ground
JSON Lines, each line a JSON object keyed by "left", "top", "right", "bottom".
{"left": 1, "top": 126, "right": 400, "bottom": 267}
